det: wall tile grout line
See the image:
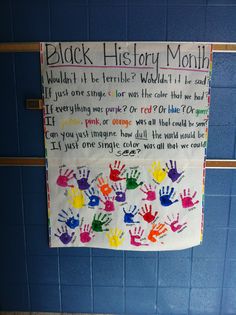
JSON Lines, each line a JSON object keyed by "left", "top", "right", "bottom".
{"left": 10, "top": 0, "right": 30, "bottom": 307}
{"left": 123, "top": 251, "right": 126, "bottom": 314}
{"left": 48, "top": 0, "right": 52, "bottom": 42}
{"left": 90, "top": 248, "right": 94, "bottom": 313}
{"left": 203, "top": 0, "right": 208, "bottom": 41}
{"left": 187, "top": 248, "right": 194, "bottom": 315}
{"left": 57, "top": 249, "right": 62, "bottom": 312}
{"left": 19, "top": 167, "right": 31, "bottom": 311}
{"left": 219, "top": 166, "right": 235, "bottom": 314}
{"left": 155, "top": 252, "right": 159, "bottom": 315}
{"left": 165, "top": 0, "right": 169, "bottom": 41}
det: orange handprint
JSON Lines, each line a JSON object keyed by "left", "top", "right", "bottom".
{"left": 97, "top": 177, "right": 112, "bottom": 196}
{"left": 148, "top": 223, "right": 168, "bottom": 243}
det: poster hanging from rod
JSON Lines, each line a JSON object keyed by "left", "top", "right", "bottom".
{"left": 40, "top": 41, "right": 212, "bottom": 250}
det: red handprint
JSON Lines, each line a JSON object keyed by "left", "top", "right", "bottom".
{"left": 140, "top": 184, "right": 156, "bottom": 201}
{"left": 97, "top": 177, "right": 113, "bottom": 196}
{"left": 80, "top": 224, "right": 95, "bottom": 243}
{"left": 56, "top": 168, "right": 74, "bottom": 188}
{"left": 100, "top": 196, "right": 115, "bottom": 212}
{"left": 129, "top": 226, "right": 148, "bottom": 247}
{"left": 148, "top": 223, "right": 168, "bottom": 243}
{"left": 139, "top": 204, "right": 158, "bottom": 223}
{"left": 109, "top": 160, "right": 126, "bottom": 181}
{"left": 165, "top": 213, "right": 187, "bottom": 233}
{"left": 180, "top": 189, "right": 199, "bottom": 208}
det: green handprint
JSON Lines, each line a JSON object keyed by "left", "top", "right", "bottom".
{"left": 126, "top": 169, "right": 143, "bottom": 190}
{"left": 92, "top": 213, "right": 112, "bottom": 232}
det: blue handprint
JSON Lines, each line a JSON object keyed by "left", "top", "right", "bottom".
{"left": 85, "top": 187, "right": 100, "bottom": 207}
{"left": 112, "top": 182, "right": 126, "bottom": 202}
{"left": 74, "top": 168, "right": 91, "bottom": 190}
{"left": 159, "top": 186, "right": 178, "bottom": 207}
{"left": 166, "top": 160, "right": 184, "bottom": 182}
{"left": 58, "top": 208, "right": 80, "bottom": 229}
{"left": 123, "top": 205, "right": 140, "bottom": 224}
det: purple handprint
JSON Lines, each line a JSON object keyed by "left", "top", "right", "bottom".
{"left": 166, "top": 160, "right": 184, "bottom": 183}
{"left": 74, "top": 168, "right": 91, "bottom": 190}
{"left": 54, "top": 226, "right": 75, "bottom": 245}
{"left": 112, "top": 182, "right": 126, "bottom": 202}
{"left": 58, "top": 208, "right": 79, "bottom": 229}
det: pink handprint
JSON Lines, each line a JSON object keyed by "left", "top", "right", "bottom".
{"left": 56, "top": 168, "right": 74, "bottom": 188}
{"left": 165, "top": 213, "right": 187, "bottom": 232}
{"left": 80, "top": 224, "right": 95, "bottom": 243}
{"left": 109, "top": 160, "right": 126, "bottom": 181}
{"left": 100, "top": 196, "right": 115, "bottom": 212}
{"left": 140, "top": 184, "right": 156, "bottom": 201}
{"left": 139, "top": 204, "right": 158, "bottom": 223}
{"left": 129, "top": 226, "right": 148, "bottom": 247}
{"left": 180, "top": 189, "right": 199, "bottom": 208}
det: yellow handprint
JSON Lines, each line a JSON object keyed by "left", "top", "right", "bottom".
{"left": 67, "top": 187, "right": 85, "bottom": 209}
{"left": 106, "top": 228, "right": 124, "bottom": 248}
{"left": 148, "top": 161, "right": 167, "bottom": 184}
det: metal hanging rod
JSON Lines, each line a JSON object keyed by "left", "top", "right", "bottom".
{"left": 0, "top": 42, "right": 236, "bottom": 53}
{"left": 0, "top": 157, "right": 236, "bottom": 168}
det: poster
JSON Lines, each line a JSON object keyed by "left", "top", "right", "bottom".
{"left": 40, "top": 42, "right": 212, "bottom": 250}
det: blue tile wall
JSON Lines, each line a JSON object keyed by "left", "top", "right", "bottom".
{"left": 0, "top": 0, "right": 236, "bottom": 314}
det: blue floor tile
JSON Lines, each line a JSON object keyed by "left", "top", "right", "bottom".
{"left": 191, "top": 258, "right": 224, "bottom": 287}
{"left": 159, "top": 258, "right": 191, "bottom": 287}
{"left": 93, "top": 256, "right": 123, "bottom": 286}
{"left": 204, "top": 195, "right": 230, "bottom": 227}
{"left": 28, "top": 255, "right": 59, "bottom": 285}
{"left": 26, "top": 225, "right": 58, "bottom": 256}
{"left": 94, "top": 286, "right": 124, "bottom": 313}
{"left": 30, "top": 284, "right": 60, "bottom": 312}
{"left": 51, "top": 1, "right": 88, "bottom": 41}
{"left": 224, "top": 260, "right": 236, "bottom": 287}
{"left": 157, "top": 288, "right": 189, "bottom": 314}
{"left": 126, "top": 257, "right": 157, "bottom": 287}
{"left": 126, "top": 287, "right": 157, "bottom": 314}
{"left": 90, "top": 6, "right": 126, "bottom": 40}
{"left": 222, "top": 288, "right": 236, "bottom": 315}
{"left": 128, "top": 5, "right": 166, "bottom": 40}
{"left": 167, "top": 6, "right": 205, "bottom": 41}
{"left": 61, "top": 285, "right": 92, "bottom": 313}
{"left": 193, "top": 227, "right": 227, "bottom": 258}
{"left": 190, "top": 288, "right": 221, "bottom": 314}
{"left": 60, "top": 256, "right": 91, "bottom": 285}
{"left": 0, "top": 284, "right": 30, "bottom": 311}
{"left": 226, "top": 229, "right": 236, "bottom": 258}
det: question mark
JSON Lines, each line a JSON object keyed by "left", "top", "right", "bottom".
{"left": 123, "top": 105, "right": 127, "bottom": 112}
{"left": 153, "top": 105, "right": 158, "bottom": 112}
{"left": 131, "top": 72, "right": 136, "bottom": 81}
{"left": 136, "top": 149, "right": 141, "bottom": 155}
